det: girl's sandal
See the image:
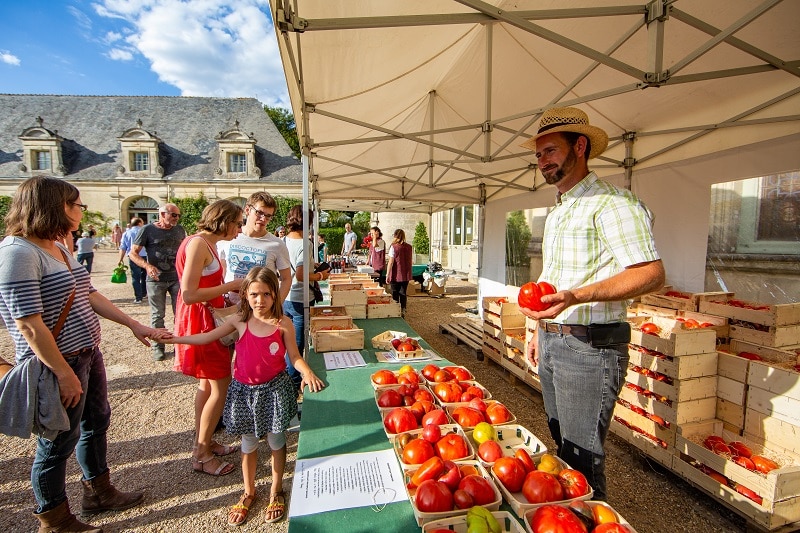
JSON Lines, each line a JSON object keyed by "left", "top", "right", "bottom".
{"left": 211, "top": 440, "right": 239, "bottom": 456}
{"left": 191, "top": 455, "right": 235, "bottom": 477}
{"left": 263, "top": 491, "right": 286, "bottom": 523}
{"left": 227, "top": 493, "right": 256, "bottom": 526}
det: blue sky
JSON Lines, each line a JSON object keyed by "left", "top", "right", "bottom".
{"left": 0, "top": 0, "right": 290, "bottom": 107}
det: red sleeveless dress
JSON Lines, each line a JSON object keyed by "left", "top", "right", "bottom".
{"left": 174, "top": 235, "right": 232, "bottom": 379}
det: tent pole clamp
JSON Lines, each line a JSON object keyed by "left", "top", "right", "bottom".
{"left": 644, "top": 70, "right": 670, "bottom": 86}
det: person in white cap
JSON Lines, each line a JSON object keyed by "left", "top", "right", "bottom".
{"left": 518, "top": 107, "right": 665, "bottom": 501}
{"left": 75, "top": 231, "right": 95, "bottom": 273}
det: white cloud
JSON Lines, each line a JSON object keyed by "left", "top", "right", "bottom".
{"left": 95, "top": 0, "right": 290, "bottom": 106}
{"left": 105, "top": 31, "right": 123, "bottom": 43}
{"left": 1, "top": 51, "right": 21, "bottom": 66}
{"left": 107, "top": 48, "right": 134, "bottom": 61}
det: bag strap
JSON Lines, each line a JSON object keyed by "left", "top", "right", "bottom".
{"left": 52, "top": 248, "right": 76, "bottom": 340}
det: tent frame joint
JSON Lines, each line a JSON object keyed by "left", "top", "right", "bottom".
{"left": 645, "top": 0, "right": 671, "bottom": 25}
{"left": 644, "top": 70, "right": 671, "bottom": 85}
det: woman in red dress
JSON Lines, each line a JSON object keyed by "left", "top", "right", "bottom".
{"left": 174, "top": 200, "right": 244, "bottom": 476}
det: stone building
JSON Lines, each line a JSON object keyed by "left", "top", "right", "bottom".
{"left": 0, "top": 95, "right": 302, "bottom": 226}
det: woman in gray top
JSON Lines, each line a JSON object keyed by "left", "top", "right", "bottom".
{"left": 0, "top": 176, "right": 169, "bottom": 532}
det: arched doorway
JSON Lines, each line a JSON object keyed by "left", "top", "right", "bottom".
{"left": 125, "top": 196, "right": 160, "bottom": 224}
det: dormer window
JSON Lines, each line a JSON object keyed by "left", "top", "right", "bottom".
{"left": 215, "top": 121, "right": 261, "bottom": 178}
{"left": 117, "top": 119, "right": 163, "bottom": 177}
{"left": 18, "top": 116, "right": 66, "bottom": 176}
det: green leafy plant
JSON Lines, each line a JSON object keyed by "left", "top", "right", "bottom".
{"left": 413, "top": 221, "right": 430, "bottom": 255}
{"left": 265, "top": 105, "right": 301, "bottom": 159}
{"left": 0, "top": 195, "right": 11, "bottom": 236}
{"left": 170, "top": 194, "right": 209, "bottom": 235}
{"left": 353, "top": 211, "right": 371, "bottom": 239}
{"left": 505, "top": 210, "right": 531, "bottom": 268}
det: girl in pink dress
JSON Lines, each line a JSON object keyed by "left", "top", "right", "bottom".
{"left": 165, "top": 267, "right": 325, "bottom": 526}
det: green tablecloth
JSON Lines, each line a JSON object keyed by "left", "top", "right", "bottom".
{"left": 288, "top": 317, "right": 447, "bottom": 533}
{"left": 412, "top": 264, "right": 428, "bottom": 277}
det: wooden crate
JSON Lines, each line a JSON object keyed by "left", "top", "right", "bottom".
{"left": 747, "top": 386, "right": 800, "bottom": 427}
{"left": 625, "top": 368, "right": 717, "bottom": 403}
{"left": 482, "top": 333, "right": 504, "bottom": 355}
{"left": 609, "top": 418, "right": 675, "bottom": 468}
{"left": 482, "top": 321, "right": 503, "bottom": 339}
{"left": 729, "top": 322, "right": 800, "bottom": 348}
{"left": 367, "top": 301, "right": 401, "bottom": 318}
{"left": 744, "top": 410, "right": 800, "bottom": 456}
{"left": 482, "top": 297, "right": 526, "bottom": 329}
{"left": 730, "top": 339, "right": 800, "bottom": 362}
{"left": 613, "top": 402, "right": 676, "bottom": 447}
{"left": 717, "top": 375, "right": 748, "bottom": 406}
{"left": 311, "top": 327, "right": 364, "bottom": 352}
{"left": 717, "top": 349, "right": 751, "bottom": 383}
{"left": 330, "top": 289, "right": 367, "bottom": 307}
{"left": 628, "top": 316, "right": 717, "bottom": 356}
{"left": 309, "top": 306, "right": 348, "bottom": 317}
{"left": 618, "top": 385, "right": 715, "bottom": 426}
{"left": 482, "top": 340, "right": 502, "bottom": 363}
{"left": 698, "top": 295, "right": 800, "bottom": 327}
{"left": 628, "top": 345, "right": 717, "bottom": 380}
{"left": 716, "top": 397, "right": 745, "bottom": 430}
{"left": 640, "top": 288, "right": 697, "bottom": 312}
{"left": 504, "top": 327, "right": 526, "bottom": 352}
{"left": 310, "top": 316, "right": 353, "bottom": 331}
{"left": 345, "top": 304, "right": 366, "bottom": 319}
{"left": 629, "top": 302, "right": 679, "bottom": 318}
{"left": 748, "top": 359, "right": 800, "bottom": 403}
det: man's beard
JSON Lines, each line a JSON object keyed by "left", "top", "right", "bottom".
{"left": 541, "top": 148, "right": 577, "bottom": 185}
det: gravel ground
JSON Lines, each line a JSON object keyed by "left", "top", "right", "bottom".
{"left": 0, "top": 250, "right": 748, "bottom": 532}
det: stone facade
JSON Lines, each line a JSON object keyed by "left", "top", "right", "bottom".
{"left": 0, "top": 95, "right": 302, "bottom": 226}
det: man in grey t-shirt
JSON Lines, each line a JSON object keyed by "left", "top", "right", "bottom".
{"left": 341, "top": 223, "right": 357, "bottom": 256}
{"left": 218, "top": 192, "right": 291, "bottom": 303}
{"left": 130, "top": 204, "right": 186, "bottom": 360}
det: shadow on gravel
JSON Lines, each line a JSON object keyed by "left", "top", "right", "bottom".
{"left": 106, "top": 368, "right": 193, "bottom": 393}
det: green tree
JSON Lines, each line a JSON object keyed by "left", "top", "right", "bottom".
{"left": 82, "top": 210, "right": 112, "bottom": 237}
{"left": 505, "top": 210, "right": 532, "bottom": 268}
{"left": 412, "top": 221, "right": 430, "bottom": 255}
{"left": 0, "top": 195, "right": 11, "bottom": 236}
{"left": 266, "top": 195, "right": 302, "bottom": 234}
{"left": 265, "top": 105, "right": 301, "bottom": 159}
{"left": 170, "top": 194, "right": 209, "bottom": 235}
{"left": 352, "top": 211, "right": 371, "bottom": 240}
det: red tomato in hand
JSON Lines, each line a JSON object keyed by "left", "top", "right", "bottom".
{"left": 522, "top": 470, "right": 565, "bottom": 504}
{"left": 528, "top": 504, "right": 588, "bottom": 533}
{"left": 557, "top": 468, "right": 590, "bottom": 498}
{"left": 518, "top": 281, "right": 557, "bottom": 311}
{"left": 414, "top": 479, "right": 453, "bottom": 512}
{"left": 491, "top": 456, "right": 527, "bottom": 493}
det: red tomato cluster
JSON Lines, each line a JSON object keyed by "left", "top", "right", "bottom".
{"left": 527, "top": 503, "right": 631, "bottom": 533}
{"left": 639, "top": 322, "right": 661, "bottom": 335}
{"left": 421, "top": 364, "right": 473, "bottom": 382}
{"left": 451, "top": 401, "right": 513, "bottom": 427}
{"left": 518, "top": 281, "right": 557, "bottom": 311}
{"left": 432, "top": 381, "right": 486, "bottom": 404}
{"left": 696, "top": 464, "right": 764, "bottom": 505}
{"left": 725, "top": 299, "right": 771, "bottom": 311}
{"left": 411, "top": 462, "right": 497, "bottom": 513}
{"left": 492, "top": 452, "right": 590, "bottom": 505}
{"left": 703, "top": 435, "right": 778, "bottom": 474}
{"left": 675, "top": 317, "right": 715, "bottom": 329}
{"left": 377, "top": 384, "right": 434, "bottom": 409}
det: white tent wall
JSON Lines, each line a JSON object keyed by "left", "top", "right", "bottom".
{"left": 478, "top": 132, "right": 800, "bottom": 302}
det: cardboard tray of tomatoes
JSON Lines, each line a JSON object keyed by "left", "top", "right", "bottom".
{"left": 446, "top": 400, "right": 517, "bottom": 429}
{"left": 490, "top": 455, "right": 593, "bottom": 517}
{"left": 391, "top": 345, "right": 430, "bottom": 360}
{"left": 371, "top": 330, "right": 408, "bottom": 349}
{"left": 392, "top": 424, "right": 476, "bottom": 468}
{"left": 403, "top": 461, "right": 503, "bottom": 526}
{"left": 423, "top": 365, "right": 475, "bottom": 383}
{"left": 422, "top": 510, "right": 526, "bottom": 533}
{"left": 522, "top": 501, "right": 638, "bottom": 533}
{"left": 431, "top": 380, "right": 493, "bottom": 406}
{"left": 371, "top": 369, "right": 424, "bottom": 390}
{"left": 374, "top": 383, "right": 436, "bottom": 411}
{"left": 381, "top": 406, "right": 452, "bottom": 438}
{"left": 465, "top": 424, "right": 548, "bottom": 468}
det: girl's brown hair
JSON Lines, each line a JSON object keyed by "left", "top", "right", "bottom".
{"left": 238, "top": 267, "right": 283, "bottom": 322}
{"left": 5, "top": 176, "right": 80, "bottom": 241}
{"left": 392, "top": 228, "right": 406, "bottom": 244}
{"left": 284, "top": 204, "right": 312, "bottom": 232}
{"left": 196, "top": 200, "right": 243, "bottom": 235}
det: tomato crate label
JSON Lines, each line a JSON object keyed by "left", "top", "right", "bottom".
{"left": 698, "top": 296, "right": 800, "bottom": 327}
{"left": 628, "top": 345, "right": 718, "bottom": 380}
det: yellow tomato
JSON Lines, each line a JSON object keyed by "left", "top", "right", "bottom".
{"left": 398, "top": 364, "right": 415, "bottom": 375}
{"left": 472, "top": 422, "right": 496, "bottom": 444}
{"left": 592, "top": 503, "right": 619, "bottom": 524}
{"left": 536, "top": 453, "right": 562, "bottom": 475}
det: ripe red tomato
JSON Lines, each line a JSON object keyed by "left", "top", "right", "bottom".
{"left": 421, "top": 364, "right": 440, "bottom": 380}
{"left": 436, "top": 433, "right": 469, "bottom": 461}
{"left": 734, "top": 483, "right": 763, "bottom": 505}
{"left": 518, "top": 281, "right": 557, "bottom": 311}
{"left": 398, "top": 372, "right": 420, "bottom": 385}
{"left": 421, "top": 409, "right": 449, "bottom": 427}
{"left": 640, "top": 322, "right": 660, "bottom": 335}
{"left": 452, "top": 489, "right": 473, "bottom": 509}
{"left": 452, "top": 406, "right": 485, "bottom": 427}
{"left": 414, "top": 479, "right": 453, "bottom": 513}
{"left": 752, "top": 455, "right": 779, "bottom": 474}
{"left": 422, "top": 424, "right": 442, "bottom": 444}
{"left": 557, "top": 469, "right": 590, "bottom": 499}
{"left": 383, "top": 407, "right": 418, "bottom": 434}
{"left": 433, "top": 369, "right": 453, "bottom": 382}
{"left": 734, "top": 456, "right": 756, "bottom": 471}
{"left": 492, "top": 456, "right": 527, "bottom": 493}
{"left": 437, "top": 460, "right": 462, "bottom": 491}
{"left": 447, "top": 366, "right": 472, "bottom": 381}
{"left": 398, "top": 340, "right": 417, "bottom": 352}
{"left": 486, "top": 402, "right": 512, "bottom": 424}
{"left": 464, "top": 385, "right": 485, "bottom": 399}
{"left": 457, "top": 475, "right": 496, "bottom": 506}
{"left": 433, "top": 382, "right": 463, "bottom": 403}
{"left": 522, "top": 470, "right": 565, "bottom": 504}
{"left": 703, "top": 435, "right": 725, "bottom": 450}
{"left": 515, "top": 448, "right": 536, "bottom": 473}
{"left": 410, "top": 456, "right": 444, "bottom": 487}
{"left": 413, "top": 388, "right": 434, "bottom": 403}
{"left": 377, "top": 389, "right": 403, "bottom": 408}
{"left": 372, "top": 369, "right": 397, "bottom": 385}
{"left": 728, "top": 441, "right": 753, "bottom": 458}
{"left": 528, "top": 504, "right": 588, "bottom": 533}
{"left": 478, "top": 440, "right": 503, "bottom": 463}
{"left": 402, "top": 438, "right": 435, "bottom": 465}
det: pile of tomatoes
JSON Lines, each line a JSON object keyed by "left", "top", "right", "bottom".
{"left": 526, "top": 502, "right": 632, "bottom": 533}
{"left": 703, "top": 435, "right": 778, "bottom": 473}
{"left": 491, "top": 452, "right": 591, "bottom": 506}
{"left": 449, "top": 400, "right": 514, "bottom": 428}
{"left": 410, "top": 461, "right": 498, "bottom": 513}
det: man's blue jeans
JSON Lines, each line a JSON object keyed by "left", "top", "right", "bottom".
{"left": 537, "top": 330, "right": 629, "bottom": 500}
{"left": 129, "top": 258, "right": 147, "bottom": 301}
{"left": 146, "top": 279, "right": 180, "bottom": 352}
{"left": 32, "top": 348, "right": 110, "bottom": 513}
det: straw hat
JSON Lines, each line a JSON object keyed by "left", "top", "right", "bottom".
{"left": 520, "top": 107, "right": 609, "bottom": 159}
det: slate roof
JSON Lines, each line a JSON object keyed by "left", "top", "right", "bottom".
{"left": 0, "top": 94, "right": 301, "bottom": 183}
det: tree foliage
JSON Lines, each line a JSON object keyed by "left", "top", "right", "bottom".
{"left": 0, "top": 196, "right": 11, "bottom": 236}
{"left": 81, "top": 210, "right": 112, "bottom": 237}
{"left": 412, "top": 221, "right": 430, "bottom": 255}
{"left": 352, "top": 211, "right": 371, "bottom": 239}
{"left": 505, "top": 210, "right": 532, "bottom": 267}
{"left": 170, "top": 194, "right": 209, "bottom": 235}
{"left": 265, "top": 106, "right": 301, "bottom": 159}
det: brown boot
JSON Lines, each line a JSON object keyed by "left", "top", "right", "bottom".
{"left": 35, "top": 500, "right": 103, "bottom": 532}
{"left": 80, "top": 470, "right": 144, "bottom": 516}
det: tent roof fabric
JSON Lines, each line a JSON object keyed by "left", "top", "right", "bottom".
{"left": 269, "top": 0, "right": 800, "bottom": 213}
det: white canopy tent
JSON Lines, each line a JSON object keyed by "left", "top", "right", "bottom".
{"left": 268, "top": 0, "right": 800, "bottom": 292}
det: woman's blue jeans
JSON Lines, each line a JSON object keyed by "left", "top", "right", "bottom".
{"left": 32, "top": 347, "right": 111, "bottom": 513}
{"left": 537, "top": 330, "right": 628, "bottom": 500}
{"left": 282, "top": 300, "right": 309, "bottom": 390}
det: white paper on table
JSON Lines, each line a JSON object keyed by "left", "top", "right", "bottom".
{"left": 288, "top": 449, "right": 408, "bottom": 518}
{"left": 323, "top": 351, "right": 367, "bottom": 370}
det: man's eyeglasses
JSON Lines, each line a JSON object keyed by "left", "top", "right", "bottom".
{"left": 71, "top": 202, "right": 88, "bottom": 212}
{"left": 248, "top": 206, "right": 275, "bottom": 220}
{"left": 162, "top": 212, "right": 181, "bottom": 219}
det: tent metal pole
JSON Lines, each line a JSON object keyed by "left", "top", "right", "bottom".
{"left": 302, "top": 153, "right": 310, "bottom": 360}
{"left": 623, "top": 132, "right": 636, "bottom": 191}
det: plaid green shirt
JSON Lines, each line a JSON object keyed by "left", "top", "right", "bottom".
{"left": 540, "top": 172, "right": 660, "bottom": 325}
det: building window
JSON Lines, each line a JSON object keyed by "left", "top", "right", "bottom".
{"left": 132, "top": 152, "right": 149, "bottom": 171}
{"left": 450, "top": 206, "right": 475, "bottom": 246}
{"left": 34, "top": 150, "right": 51, "bottom": 171}
{"left": 732, "top": 171, "right": 800, "bottom": 255}
{"left": 229, "top": 153, "right": 247, "bottom": 173}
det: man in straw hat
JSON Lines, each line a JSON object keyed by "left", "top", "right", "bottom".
{"left": 518, "top": 107, "right": 665, "bottom": 500}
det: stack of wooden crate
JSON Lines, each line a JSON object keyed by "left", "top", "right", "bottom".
{"left": 309, "top": 307, "right": 364, "bottom": 352}
{"left": 611, "top": 315, "right": 719, "bottom": 468}
{"left": 481, "top": 298, "right": 539, "bottom": 391}
{"left": 329, "top": 281, "right": 368, "bottom": 318}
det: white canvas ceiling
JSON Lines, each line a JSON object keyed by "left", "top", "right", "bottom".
{"left": 268, "top": 0, "right": 800, "bottom": 214}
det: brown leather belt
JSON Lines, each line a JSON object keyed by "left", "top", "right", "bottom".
{"left": 62, "top": 346, "right": 95, "bottom": 357}
{"left": 539, "top": 321, "right": 589, "bottom": 337}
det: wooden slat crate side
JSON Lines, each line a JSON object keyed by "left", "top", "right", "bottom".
{"left": 367, "top": 302, "right": 401, "bottom": 319}
{"left": 309, "top": 306, "right": 348, "bottom": 317}
{"left": 672, "top": 453, "right": 800, "bottom": 530}
{"left": 717, "top": 375, "right": 748, "bottom": 406}
{"left": 628, "top": 347, "right": 718, "bottom": 380}
{"left": 504, "top": 327, "right": 526, "bottom": 351}
{"left": 629, "top": 303, "right": 679, "bottom": 318}
{"left": 312, "top": 329, "right": 364, "bottom": 352}
{"left": 619, "top": 386, "right": 716, "bottom": 426}
{"left": 613, "top": 403, "right": 676, "bottom": 447}
{"left": 747, "top": 360, "right": 800, "bottom": 401}
{"left": 483, "top": 312, "right": 502, "bottom": 328}
{"left": 729, "top": 323, "right": 800, "bottom": 349}
{"left": 482, "top": 342, "right": 502, "bottom": 363}
{"left": 330, "top": 290, "right": 367, "bottom": 307}
{"left": 640, "top": 292, "right": 696, "bottom": 312}
{"left": 746, "top": 386, "right": 800, "bottom": 427}
{"left": 698, "top": 297, "right": 800, "bottom": 327}
{"left": 483, "top": 334, "right": 504, "bottom": 355}
{"left": 609, "top": 419, "right": 676, "bottom": 468}
{"left": 625, "top": 369, "right": 718, "bottom": 403}
{"left": 716, "top": 397, "right": 745, "bottom": 430}
{"left": 310, "top": 316, "right": 354, "bottom": 331}
{"left": 628, "top": 316, "right": 718, "bottom": 356}
{"left": 729, "top": 339, "right": 800, "bottom": 361}
{"left": 717, "top": 350, "right": 750, "bottom": 383}
{"left": 744, "top": 410, "right": 800, "bottom": 457}
{"left": 345, "top": 304, "right": 367, "bottom": 319}
{"left": 482, "top": 321, "right": 503, "bottom": 339}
